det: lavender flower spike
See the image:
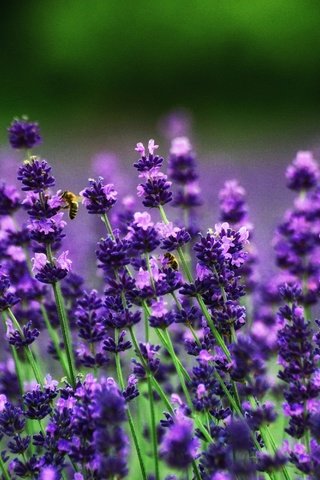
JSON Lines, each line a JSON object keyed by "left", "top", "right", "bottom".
{"left": 286, "top": 151, "right": 319, "bottom": 191}
{"left": 160, "top": 410, "right": 199, "bottom": 469}
{"left": 8, "top": 117, "right": 42, "bottom": 150}
{"left": 80, "top": 177, "right": 117, "bottom": 214}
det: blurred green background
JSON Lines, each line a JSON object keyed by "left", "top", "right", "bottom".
{"left": 2, "top": 0, "right": 320, "bottom": 275}
{"left": 1, "top": 0, "right": 320, "bottom": 149}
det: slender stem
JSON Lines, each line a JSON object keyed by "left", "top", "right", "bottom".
{"left": 144, "top": 310, "right": 149, "bottom": 342}
{"left": 182, "top": 205, "right": 191, "bottom": 266}
{"left": 101, "top": 213, "right": 115, "bottom": 239}
{"left": 188, "top": 323, "right": 201, "bottom": 347}
{"left": 114, "top": 330, "right": 147, "bottom": 480}
{"left": 2, "top": 311, "right": 24, "bottom": 393}
{"left": 159, "top": 204, "right": 291, "bottom": 480}
{"left": 11, "top": 346, "right": 24, "bottom": 393}
{"left": 158, "top": 205, "right": 170, "bottom": 224}
{"left": 103, "top": 210, "right": 212, "bottom": 467}
{"left": 44, "top": 240, "right": 76, "bottom": 387}
{"left": 159, "top": 204, "right": 232, "bottom": 361}
{"left": 163, "top": 329, "right": 192, "bottom": 407}
{"left": 129, "top": 324, "right": 213, "bottom": 445}
{"left": 192, "top": 460, "right": 202, "bottom": 480}
{"left": 196, "top": 295, "right": 231, "bottom": 361}
{"left": 129, "top": 328, "right": 203, "bottom": 477}
{"left": 6, "top": 308, "right": 43, "bottom": 386}
{"left": 37, "top": 419, "right": 46, "bottom": 437}
{"left": 143, "top": 302, "right": 159, "bottom": 479}
{"left": 0, "top": 453, "right": 10, "bottom": 480}
{"left": 147, "top": 374, "right": 159, "bottom": 480}
{"left": 150, "top": 376, "right": 173, "bottom": 413}
{"left": 52, "top": 282, "right": 76, "bottom": 388}
{"left": 25, "top": 348, "right": 43, "bottom": 387}
{"left": 145, "top": 251, "right": 156, "bottom": 292}
{"left": 40, "top": 304, "right": 70, "bottom": 379}
{"left": 171, "top": 293, "right": 202, "bottom": 347}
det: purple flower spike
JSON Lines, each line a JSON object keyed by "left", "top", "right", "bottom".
{"left": 168, "top": 136, "right": 198, "bottom": 184}
{"left": 0, "top": 184, "right": 20, "bottom": 216}
{"left": 32, "top": 251, "right": 71, "bottom": 284}
{"left": 219, "top": 180, "right": 248, "bottom": 225}
{"left": 80, "top": 177, "right": 117, "bottom": 214}
{"left": 160, "top": 411, "right": 199, "bottom": 469}
{"left": 0, "top": 272, "right": 20, "bottom": 312}
{"left": 134, "top": 139, "right": 172, "bottom": 207}
{"left": 6, "top": 319, "right": 39, "bottom": 349}
{"left": 17, "top": 157, "right": 55, "bottom": 192}
{"left": 39, "top": 466, "right": 59, "bottom": 480}
{"left": 134, "top": 139, "right": 162, "bottom": 172}
{"left": 286, "top": 151, "right": 319, "bottom": 192}
{"left": 8, "top": 118, "right": 42, "bottom": 150}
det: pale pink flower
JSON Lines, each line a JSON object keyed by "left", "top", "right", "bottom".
{"left": 196, "top": 263, "right": 211, "bottom": 281}
{"left": 56, "top": 251, "right": 72, "bottom": 271}
{"left": 135, "top": 142, "right": 145, "bottom": 156}
{"left": 44, "top": 374, "right": 58, "bottom": 391}
{"left": 198, "top": 350, "right": 214, "bottom": 364}
{"left": 0, "top": 394, "right": 7, "bottom": 412}
{"left": 136, "top": 268, "right": 150, "bottom": 289}
{"left": 122, "top": 195, "right": 135, "bottom": 209}
{"left": 148, "top": 139, "right": 159, "bottom": 155}
{"left": 136, "top": 185, "right": 145, "bottom": 197}
{"left": 170, "top": 136, "right": 192, "bottom": 156}
{"left": 155, "top": 221, "right": 181, "bottom": 239}
{"left": 196, "top": 384, "right": 206, "bottom": 399}
{"left": 48, "top": 190, "right": 64, "bottom": 208}
{"left": 31, "top": 253, "right": 48, "bottom": 273}
{"left": 7, "top": 245, "right": 25, "bottom": 262}
{"left": 102, "top": 183, "right": 117, "bottom": 201}
{"left": 133, "top": 211, "right": 153, "bottom": 230}
{"left": 151, "top": 298, "right": 168, "bottom": 318}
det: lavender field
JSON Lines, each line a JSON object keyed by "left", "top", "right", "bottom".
{"left": 0, "top": 117, "right": 319, "bottom": 479}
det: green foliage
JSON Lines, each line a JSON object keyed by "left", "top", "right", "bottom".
{"left": 1, "top": 1, "right": 320, "bottom": 130}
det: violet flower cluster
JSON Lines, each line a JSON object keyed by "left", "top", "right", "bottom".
{"left": 0, "top": 117, "right": 319, "bottom": 479}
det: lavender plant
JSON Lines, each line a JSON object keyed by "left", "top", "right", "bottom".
{"left": 0, "top": 118, "right": 319, "bottom": 479}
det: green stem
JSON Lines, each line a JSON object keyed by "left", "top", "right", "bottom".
{"left": 114, "top": 330, "right": 147, "bottom": 480}
{"left": 129, "top": 326, "right": 202, "bottom": 478}
{"left": 37, "top": 419, "right": 46, "bottom": 437}
{"left": 103, "top": 210, "right": 211, "bottom": 472}
{"left": 196, "top": 293, "right": 231, "bottom": 361}
{"left": 129, "top": 325, "right": 214, "bottom": 446}
{"left": 40, "top": 304, "right": 70, "bottom": 379}
{"left": 2, "top": 311, "right": 36, "bottom": 454}
{"left": 52, "top": 282, "right": 76, "bottom": 388}
{"left": 24, "top": 348, "right": 43, "bottom": 387}
{"left": 6, "top": 308, "right": 43, "bottom": 386}
{"left": 182, "top": 205, "right": 191, "bottom": 264}
{"left": 163, "top": 329, "right": 192, "bottom": 406}
{"left": 145, "top": 251, "right": 155, "bottom": 292}
{"left": 192, "top": 460, "right": 202, "bottom": 480}
{"left": 101, "top": 213, "right": 115, "bottom": 239}
{"left": 45, "top": 241, "right": 76, "bottom": 387}
{"left": 147, "top": 374, "right": 159, "bottom": 480}
{"left": 0, "top": 454, "right": 10, "bottom": 480}
{"left": 2, "top": 311, "right": 24, "bottom": 393}
{"left": 159, "top": 205, "right": 232, "bottom": 362}
{"left": 159, "top": 205, "right": 291, "bottom": 480}
{"left": 143, "top": 303, "right": 159, "bottom": 479}
{"left": 11, "top": 346, "right": 24, "bottom": 393}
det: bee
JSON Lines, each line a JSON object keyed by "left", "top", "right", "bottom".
{"left": 164, "top": 252, "right": 179, "bottom": 271}
{"left": 61, "top": 191, "right": 80, "bottom": 220}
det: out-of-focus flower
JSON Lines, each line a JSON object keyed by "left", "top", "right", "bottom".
{"left": 8, "top": 118, "right": 42, "bottom": 150}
